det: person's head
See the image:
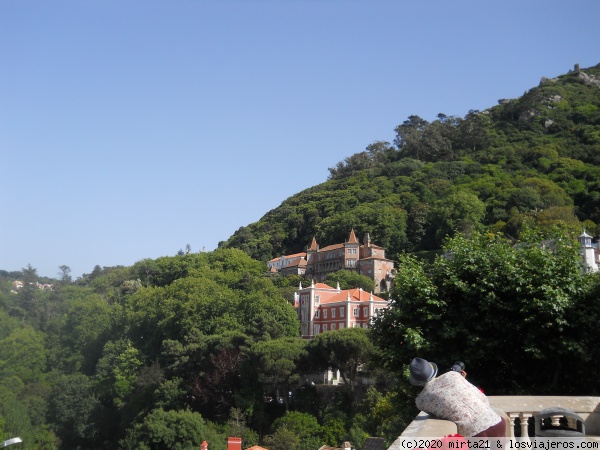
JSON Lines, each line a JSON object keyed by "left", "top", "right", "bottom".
{"left": 409, "top": 357, "right": 438, "bottom": 386}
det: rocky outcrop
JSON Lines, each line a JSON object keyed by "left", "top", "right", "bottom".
{"left": 577, "top": 71, "right": 600, "bottom": 88}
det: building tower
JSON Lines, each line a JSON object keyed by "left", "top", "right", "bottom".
{"left": 579, "top": 229, "right": 598, "bottom": 273}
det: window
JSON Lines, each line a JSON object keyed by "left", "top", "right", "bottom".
{"left": 323, "top": 324, "right": 328, "bottom": 332}
{"left": 315, "top": 295, "right": 320, "bottom": 304}
{"left": 339, "top": 323, "right": 345, "bottom": 329}
{"left": 353, "top": 307, "right": 359, "bottom": 316}
{"left": 332, "top": 309, "right": 336, "bottom": 318}
{"left": 315, "top": 310, "right": 320, "bottom": 318}
{"left": 363, "top": 307, "right": 368, "bottom": 316}
{"left": 340, "top": 307, "right": 345, "bottom": 317}
{"left": 314, "top": 325, "right": 320, "bottom": 334}
{"left": 324, "top": 309, "right": 328, "bottom": 319}
{"left": 331, "top": 323, "right": 336, "bottom": 330}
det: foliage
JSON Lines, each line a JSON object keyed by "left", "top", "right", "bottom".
{"left": 220, "top": 64, "right": 600, "bottom": 261}
{"left": 247, "top": 338, "right": 308, "bottom": 410}
{"left": 271, "top": 410, "right": 322, "bottom": 440}
{"left": 324, "top": 270, "right": 375, "bottom": 292}
{"left": 308, "top": 328, "right": 376, "bottom": 391}
{"left": 371, "top": 228, "right": 598, "bottom": 394}
{"left": 263, "top": 426, "right": 300, "bottom": 450}
{"left": 120, "top": 408, "right": 225, "bottom": 450}
{"left": 3, "top": 63, "right": 600, "bottom": 449}
{"left": 47, "top": 374, "right": 101, "bottom": 448}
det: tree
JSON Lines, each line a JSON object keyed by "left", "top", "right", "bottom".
{"left": 121, "top": 408, "right": 225, "bottom": 450}
{"left": 394, "top": 115, "right": 429, "bottom": 160}
{"left": 271, "top": 410, "right": 321, "bottom": 438}
{"left": 247, "top": 338, "right": 307, "bottom": 410}
{"left": 179, "top": 332, "right": 248, "bottom": 421}
{"left": 269, "top": 411, "right": 323, "bottom": 450}
{"left": 307, "top": 328, "right": 375, "bottom": 390}
{"left": 371, "top": 229, "right": 595, "bottom": 394}
{"left": 95, "top": 339, "right": 144, "bottom": 407}
{"left": 328, "top": 152, "right": 375, "bottom": 180}
{"left": 18, "top": 264, "right": 38, "bottom": 316}
{"left": 324, "top": 270, "right": 375, "bottom": 292}
{"left": 47, "top": 374, "right": 101, "bottom": 448}
{"left": 51, "top": 294, "right": 113, "bottom": 374}
{"left": 429, "top": 190, "right": 486, "bottom": 245}
{"left": 0, "top": 325, "right": 46, "bottom": 384}
{"left": 225, "top": 408, "right": 259, "bottom": 449}
{"left": 58, "top": 265, "right": 72, "bottom": 284}
{"left": 456, "top": 110, "right": 490, "bottom": 152}
{"left": 263, "top": 426, "right": 300, "bottom": 450}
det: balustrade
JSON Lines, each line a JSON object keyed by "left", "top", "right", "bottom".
{"left": 389, "top": 396, "right": 600, "bottom": 450}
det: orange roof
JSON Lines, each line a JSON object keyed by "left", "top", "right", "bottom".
{"left": 319, "top": 243, "right": 344, "bottom": 252}
{"left": 269, "top": 252, "right": 307, "bottom": 263}
{"left": 313, "top": 282, "right": 335, "bottom": 289}
{"left": 308, "top": 236, "right": 318, "bottom": 251}
{"left": 286, "top": 252, "right": 307, "bottom": 258}
{"left": 319, "top": 288, "right": 385, "bottom": 304}
{"left": 286, "top": 259, "right": 307, "bottom": 268}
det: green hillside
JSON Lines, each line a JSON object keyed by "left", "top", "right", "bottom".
{"left": 1, "top": 63, "right": 600, "bottom": 450}
{"left": 221, "top": 63, "right": 600, "bottom": 261}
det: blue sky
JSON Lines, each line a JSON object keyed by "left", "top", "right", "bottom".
{"left": 1, "top": 0, "right": 599, "bottom": 279}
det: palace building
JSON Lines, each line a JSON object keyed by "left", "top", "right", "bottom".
{"left": 294, "top": 280, "right": 390, "bottom": 339}
{"left": 268, "top": 229, "right": 396, "bottom": 293}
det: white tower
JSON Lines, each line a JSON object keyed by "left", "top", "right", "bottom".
{"left": 579, "top": 230, "right": 598, "bottom": 273}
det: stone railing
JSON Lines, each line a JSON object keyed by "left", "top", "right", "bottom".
{"left": 388, "top": 396, "right": 600, "bottom": 450}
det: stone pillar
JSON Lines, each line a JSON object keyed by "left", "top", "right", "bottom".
{"left": 509, "top": 414, "right": 518, "bottom": 437}
{"left": 519, "top": 414, "right": 532, "bottom": 442}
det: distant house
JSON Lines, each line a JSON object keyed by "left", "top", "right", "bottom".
{"left": 267, "top": 252, "right": 307, "bottom": 276}
{"left": 37, "top": 282, "right": 54, "bottom": 291}
{"left": 268, "top": 229, "right": 395, "bottom": 293}
{"left": 10, "top": 280, "right": 53, "bottom": 294}
{"left": 294, "top": 280, "right": 390, "bottom": 339}
{"left": 10, "top": 280, "right": 24, "bottom": 293}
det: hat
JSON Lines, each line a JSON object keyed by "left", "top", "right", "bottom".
{"left": 451, "top": 361, "right": 465, "bottom": 372}
{"left": 409, "top": 357, "right": 438, "bottom": 386}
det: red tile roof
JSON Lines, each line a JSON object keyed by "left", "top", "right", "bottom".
{"left": 319, "top": 243, "right": 344, "bottom": 252}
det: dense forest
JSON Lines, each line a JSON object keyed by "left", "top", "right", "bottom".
{"left": 1, "top": 63, "right": 600, "bottom": 450}
{"left": 221, "top": 64, "right": 600, "bottom": 263}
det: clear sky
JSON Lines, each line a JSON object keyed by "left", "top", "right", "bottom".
{"left": 1, "top": 0, "right": 599, "bottom": 279}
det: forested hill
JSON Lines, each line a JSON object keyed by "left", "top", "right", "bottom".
{"left": 220, "top": 63, "right": 600, "bottom": 261}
